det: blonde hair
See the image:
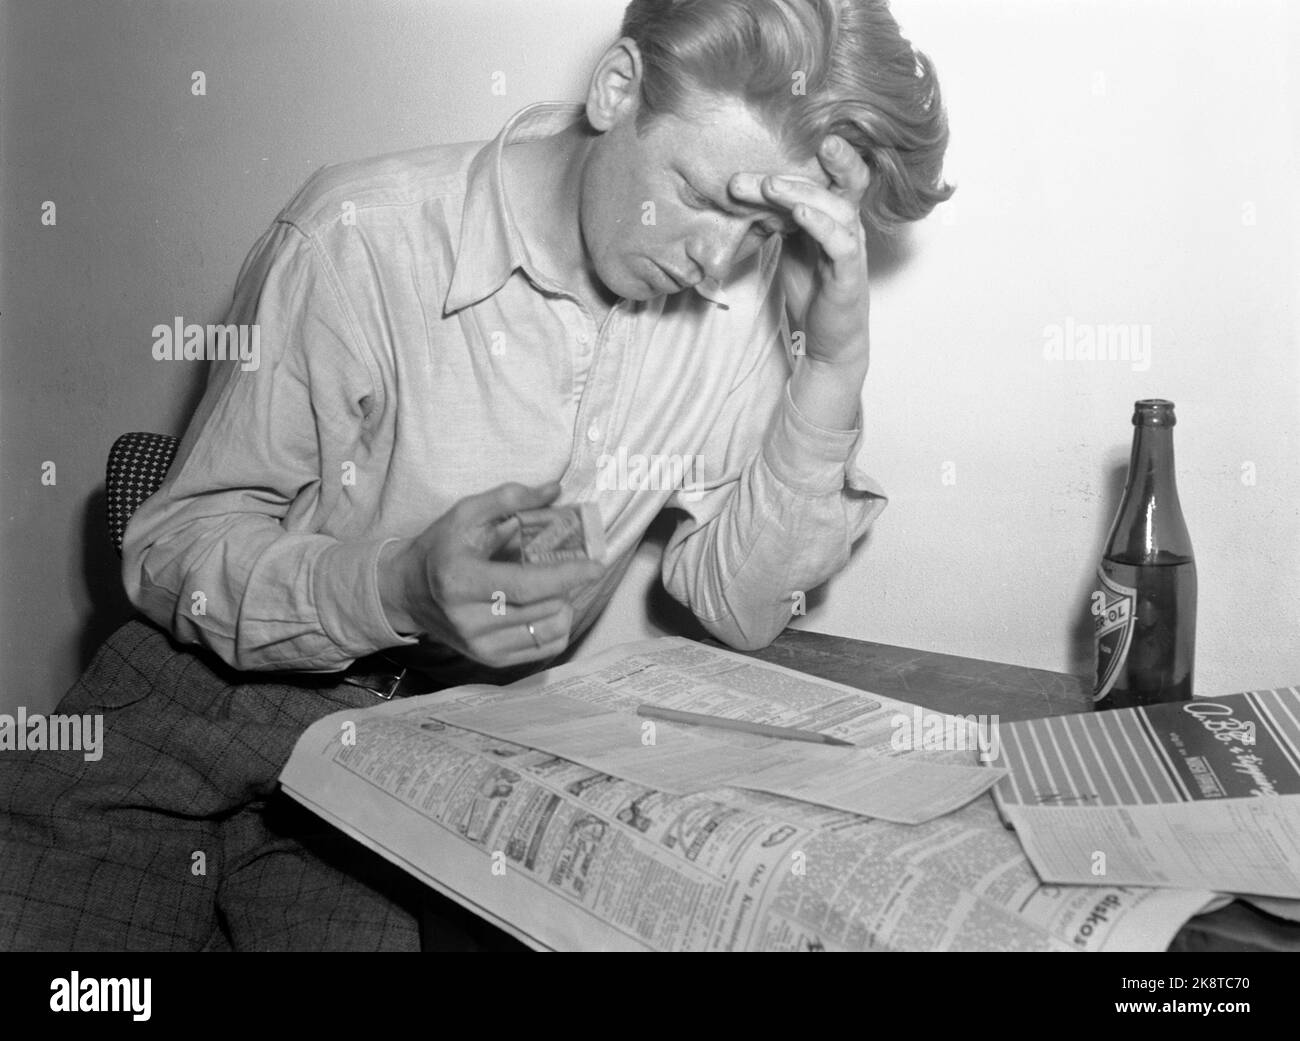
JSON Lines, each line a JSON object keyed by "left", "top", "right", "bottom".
{"left": 620, "top": 0, "right": 954, "bottom": 231}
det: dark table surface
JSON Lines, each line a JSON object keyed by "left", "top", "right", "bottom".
{"left": 739, "top": 628, "right": 1091, "bottom": 722}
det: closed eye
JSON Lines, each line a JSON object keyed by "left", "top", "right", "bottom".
{"left": 680, "top": 180, "right": 713, "bottom": 209}
{"left": 681, "top": 176, "right": 793, "bottom": 237}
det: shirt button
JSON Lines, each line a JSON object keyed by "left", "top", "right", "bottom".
{"left": 586, "top": 423, "right": 601, "bottom": 443}
{"left": 576, "top": 330, "right": 590, "bottom": 345}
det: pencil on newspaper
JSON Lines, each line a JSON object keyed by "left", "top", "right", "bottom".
{"left": 635, "top": 705, "right": 854, "bottom": 747}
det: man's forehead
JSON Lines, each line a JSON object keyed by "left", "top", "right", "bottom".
{"left": 662, "top": 95, "right": 830, "bottom": 187}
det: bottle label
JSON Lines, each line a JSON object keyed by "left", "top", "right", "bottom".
{"left": 1092, "top": 568, "right": 1137, "bottom": 703}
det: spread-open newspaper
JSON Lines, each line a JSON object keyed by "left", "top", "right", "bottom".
{"left": 280, "top": 637, "right": 1217, "bottom": 950}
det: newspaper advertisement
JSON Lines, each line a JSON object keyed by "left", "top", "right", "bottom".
{"left": 991, "top": 687, "right": 1300, "bottom": 897}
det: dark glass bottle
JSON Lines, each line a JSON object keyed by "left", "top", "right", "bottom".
{"left": 1092, "top": 400, "right": 1197, "bottom": 710}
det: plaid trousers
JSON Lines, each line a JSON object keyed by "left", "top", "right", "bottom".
{"left": 0, "top": 618, "right": 512, "bottom": 951}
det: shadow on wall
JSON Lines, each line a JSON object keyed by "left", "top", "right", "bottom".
{"left": 863, "top": 221, "right": 913, "bottom": 286}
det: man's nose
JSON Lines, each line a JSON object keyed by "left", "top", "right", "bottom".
{"left": 688, "top": 218, "right": 752, "bottom": 283}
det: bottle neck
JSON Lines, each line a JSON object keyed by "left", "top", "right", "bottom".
{"left": 1105, "top": 422, "right": 1194, "bottom": 564}
{"left": 1130, "top": 424, "right": 1177, "bottom": 500}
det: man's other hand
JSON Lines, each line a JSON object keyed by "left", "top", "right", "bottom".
{"left": 378, "top": 481, "right": 605, "bottom": 668}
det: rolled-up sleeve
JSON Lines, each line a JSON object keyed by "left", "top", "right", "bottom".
{"left": 659, "top": 287, "right": 887, "bottom": 651}
{"left": 122, "top": 220, "right": 416, "bottom": 672}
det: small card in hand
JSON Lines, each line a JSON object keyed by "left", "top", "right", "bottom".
{"left": 515, "top": 503, "right": 606, "bottom": 565}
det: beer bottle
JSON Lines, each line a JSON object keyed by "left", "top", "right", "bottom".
{"left": 1091, "top": 400, "right": 1197, "bottom": 709}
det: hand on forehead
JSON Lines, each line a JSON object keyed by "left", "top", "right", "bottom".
{"left": 729, "top": 133, "right": 868, "bottom": 215}
{"left": 666, "top": 95, "right": 865, "bottom": 229}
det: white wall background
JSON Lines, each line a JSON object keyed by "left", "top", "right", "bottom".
{"left": 3, "top": 0, "right": 1297, "bottom": 714}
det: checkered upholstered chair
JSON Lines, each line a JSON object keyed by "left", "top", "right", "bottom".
{"left": 106, "top": 432, "right": 181, "bottom": 556}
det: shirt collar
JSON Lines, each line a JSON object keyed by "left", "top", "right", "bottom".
{"left": 443, "top": 101, "right": 731, "bottom": 315}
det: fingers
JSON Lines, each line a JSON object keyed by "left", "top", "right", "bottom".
{"left": 459, "top": 601, "right": 576, "bottom": 668}
{"left": 727, "top": 170, "right": 866, "bottom": 288}
{"left": 476, "top": 558, "right": 606, "bottom": 605}
{"left": 816, "top": 134, "right": 871, "bottom": 198}
{"left": 456, "top": 481, "right": 564, "bottom": 559}
{"left": 760, "top": 178, "right": 866, "bottom": 297}
{"left": 449, "top": 595, "right": 571, "bottom": 631}
{"left": 429, "top": 548, "right": 602, "bottom": 619}
{"left": 457, "top": 480, "right": 562, "bottom": 528}
{"left": 756, "top": 174, "right": 861, "bottom": 230}
{"left": 771, "top": 184, "right": 862, "bottom": 250}
{"left": 728, "top": 134, "right": 869, "bottom": 215}
{"left": 401, "top": 484, "right": 601, "bottom": 666}
{"left": 485, "top": 513, "right": 523, "bottom": 558}
{"left": 505, "top": 607, "right": 574, "bottom": 661}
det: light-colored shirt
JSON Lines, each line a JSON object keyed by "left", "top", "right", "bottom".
{"left": 122, "top": 102, "right": 887, "bottom": 674}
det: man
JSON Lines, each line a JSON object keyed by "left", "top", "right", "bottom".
{"left": 0, "top": 0, "right": 950, "bottom": 950}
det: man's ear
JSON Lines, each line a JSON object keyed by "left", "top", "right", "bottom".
{"left": 585, "top": 37, "right": 643, "bottom": 132}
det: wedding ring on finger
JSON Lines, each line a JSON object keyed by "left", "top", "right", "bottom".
{"left": 526, "top": 622, "right": 543, "bottom": 649}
